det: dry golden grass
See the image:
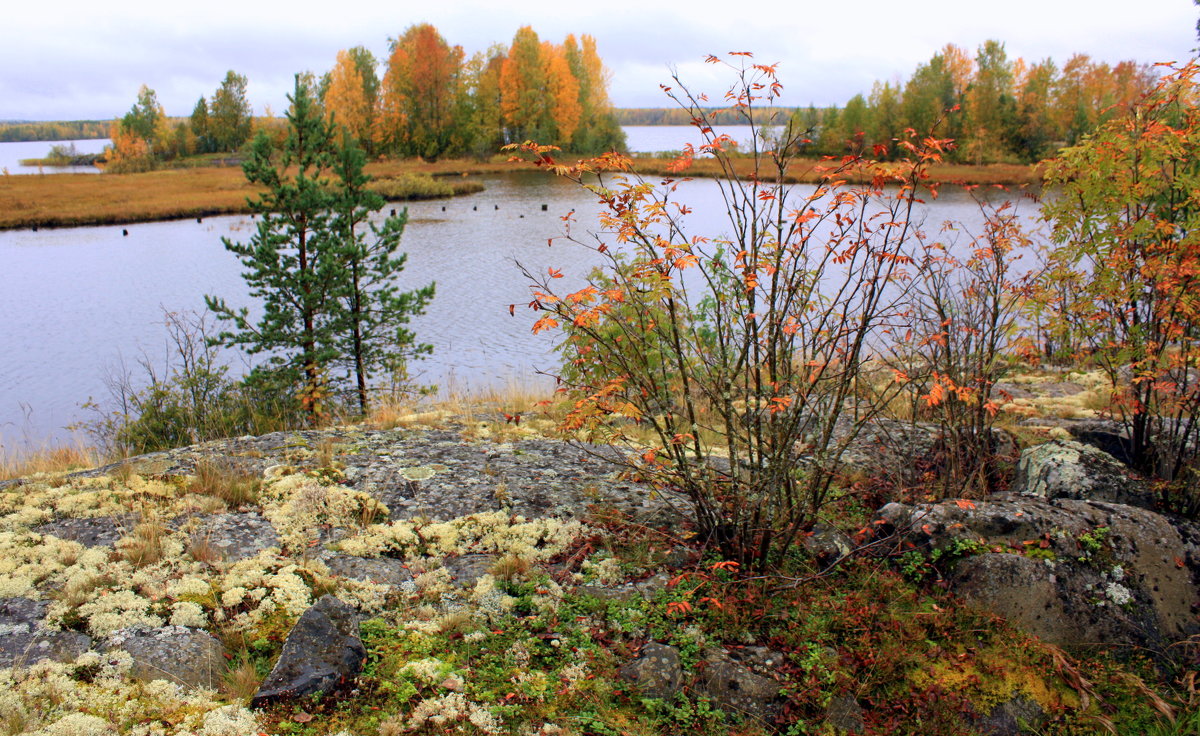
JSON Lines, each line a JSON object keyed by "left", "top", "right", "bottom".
{"left": 0, "top": 440, "right": 99, "bottom": 481}
{"left": 0, "top": 157, "right": 519, "bottom": 230}
{"left": 221, "top": 654, "right": 262, "bottom": 703}
{"left": 628, "top": 155, "right": 1043, "bottom": 187}
{"left": 188, "top": 459, "right": 261, "bottom": 509}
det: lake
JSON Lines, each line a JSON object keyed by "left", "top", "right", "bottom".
{"left": 0, "top": 137, "right": 1042, "bottom": 452}
{"left": 0, "top": 126, "right": 752, "bottom": 177}
{"left": 0, "top": 138, "right": 108, "bottom": 175}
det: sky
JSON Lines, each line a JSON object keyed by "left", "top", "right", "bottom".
{"left": 2, "top": 0, "right": 1196, "bottom": 121}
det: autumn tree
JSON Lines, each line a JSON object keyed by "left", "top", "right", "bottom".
{"left": 562, "top": 34, "right": 625, "bottom": 153}
{"left": 379, "top": 24, "right": 464, "bottom": 159}
{"left": 1039, "top": 62, "right": 1200, "bottom": 482}
{"left": 460, "top": 45, "right": 508, "bottom": 158}
{"left": 208, "top": 70, "right": 253, "bottom": 152}
{"left": 325, "top": 49, "right": 374, "bottom": 146}
{"left": 500, "top": 26, "right": 552, "bottom": 143}
{"left": 107, "top": 85, "right": 166, "bottom": 172}
{"left": 963, "top": 40, "right": 1016, "bottom": 163}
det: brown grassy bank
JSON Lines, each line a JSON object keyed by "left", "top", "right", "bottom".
{"left": 629, "top": 154, "right": 1044, "bottom": 187}
{"left": 0, "top": 155, "right": 1041, "bottom": 231}
{"left": 0, "top": 158, "right": 514, "bottom": 230}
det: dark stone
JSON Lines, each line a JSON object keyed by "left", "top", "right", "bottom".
{"left": 697, "top": 648, "right": 783, "bottom": 723}
{"left": 826, "top": 694, "right": 866, "bottom": 733}
{"left": 35, "top": 516, "right": 134, "bottom": 547}
{"left": 179, "top": 512, "right": 279, "bottom": 562}
{"left": 251, "top": 596, "right": 365, "bottom": 708}
{"left": 0, "top": 598, "right": 92, "bottom": 667}
{"left": 442, "top": 554, "right": 497, "bottom": 586}
{"left": 618, "top": 641, "right": 682, "bottom": 700}
{"left": 979, "top": 695, "right": 1045, "bottom": 735}
{"left": 107, "top": 626, "right": 226, "bottom": 689}
{"left": 325, "top": 554, "right": 413, "bottom": 587}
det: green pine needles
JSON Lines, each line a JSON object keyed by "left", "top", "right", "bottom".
{"left": 206, "top": 75, "right": 434, "bottom": 422}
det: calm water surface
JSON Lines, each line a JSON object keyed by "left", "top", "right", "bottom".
{"left": 0, "top": 138, "right": 108, "bottom": 175}
{"left": 0, "top": 148, "right": 1041, "bottom": 449}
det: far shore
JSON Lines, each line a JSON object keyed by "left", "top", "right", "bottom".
{"left": 0, "top": 155, "right": 1042, "bottom": 230}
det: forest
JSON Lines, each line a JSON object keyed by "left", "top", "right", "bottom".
{"left": 103, "top": 24, "right": 625, "bottom": 173}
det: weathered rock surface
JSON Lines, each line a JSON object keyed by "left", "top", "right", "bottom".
{"left": 618, "top": 641, "right": 683, "bottom": 700}
{"left": 323, "top": 554, "right": 413, "bottom": 587}
{"left": 979, "top": 695, "right": 1046, "bottom": 736}
{"left": 697, "top": 647, "right": 784, "bottom": 723}
{"left": 35, "top": 516, "right": 135, "bottom": 548}
{"left": 0, "top": 598, "right": 92, "bottom": 667}
{"left": 251, "top": 595, "right": 365, "bottom": 707}
{"left": 876, "top": 495, "right": 1199, "bottom": 652}
{"left": 1013, "top": 439, "right": 1154, "bottom": 509}
{"left": 176, "top": 512, "right": 279, "bottom": 562}
{"left": 825, "top": 694, "right": 866, "bottom": 734}
{"left": 106, "top": 626, "right": 227, "bottom": 689}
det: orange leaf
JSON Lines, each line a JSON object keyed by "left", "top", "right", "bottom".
{"left": 532, "top": 316, "right": 559, "bottom": 334}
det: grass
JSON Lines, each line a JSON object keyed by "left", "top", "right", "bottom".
{"left": 0, "top": 438, "right": 98, "bottom": 480}
{"left": 0, "top": 158, "right": 508, "bottom": 230}
{"left": 628, "top": 153, "right": 1043, "bottom": 187}
{"left": 0, "top": 152, "right": 1043, "bottom": 231}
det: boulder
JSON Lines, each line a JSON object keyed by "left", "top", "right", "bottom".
{"left": 106, "top": 626, "right": 226, "bottom": 689}
{"left": 825, "top": 694, "right": 866, "bottom": 734}
{"left": 618, "top": 641, "right": 683, "bottom": 700}
{"left": 180, "top": 512, "right": 279, "bottom": 563}
{"left": 1012, "top": 440, "right": 1153, "bottom": 509}
{"left": 251, "top": 595, "right": 365, "bottom": 707}
{"left": 324, "top": 554, "right": 413, "bottom": 587}
{"left": 697, "top": 647, "right": 783, "bottom": 724}
{"left": 978, "top": 695, "right": 1046, "bottom": 735}
{"left": 876, "top": 496, "right": 1199, "bottom": 652}
{"left": 0, "top": 598, "right": 92, "bottom": 667}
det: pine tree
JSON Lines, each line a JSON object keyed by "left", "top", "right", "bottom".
{"left": 330, "top": 131, "right": 435, "bottom": 413}
{"left": 205, "top": 75, "right": 346, "bottom": 422}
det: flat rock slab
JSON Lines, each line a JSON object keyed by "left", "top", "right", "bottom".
{"left": 0, "top": 598, "right": 92, "bottom": 667}
{"left": 107, "top": 626, "right": 226, "bottom": 689}
{"left": 252, "top": 595, "right": 365, "bottom": 707}
{"left": 619, "top": 641, "right": 682, "bottom": 700}
{"left": 35, "top": 516, "right": 135, "bottom": 547}
{"left": 177, "top": 512, "right": 279, "bottom": 562}
{"left": 698, "top": 648, "right": 783, "bottom": 723}
{"left": 324, "top": 554, "right": 413, "bottom": 587}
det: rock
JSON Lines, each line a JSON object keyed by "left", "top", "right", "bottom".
{"left": 442, "top": 554, "right": 498, "bottom": 587}
{"left": 979, "top": 695, "right": 1045, "bottom": 735}
{"left": 876, "top": 496, "right": 1200, "bottom": 652}
{"left": 324, "top": 554, "right": 413, "bottom": 587}
{"left": 35, "top": 516, "right": 134, "bottom": 547}
{"left": 697, "top": 648, "right": 783, "bottom": 723}
{"left": 181, "top": 512, "right": 279, "bottom": 562}
{"left": 803, "top": 524, "right": 854, "bottom": 562}
{"left": 618, "top": 642, "right": 683, "bottom": 700}
{"left": 1012, "top": 440, "right": 1153, "bottom": 509}
{"left": 825, "top": 694, "right": 866, "bottom": 734}
{"left": 107, "top": 626, "right": 226, "bottom": 689}
{"left": 0, "top": 598, "right": 92, "bottom": 667}
{"left": 251, "top": 596, "right": 365, "bottom": 707}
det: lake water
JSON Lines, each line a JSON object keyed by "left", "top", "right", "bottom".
{"left": 0, "top": 134, "right": 1043, "bottom": 451}
{"left": 0, "top": 138, "right": 108, "bottom": 175}
{"left": 0, "top": 126, "right": 744, "bottom": 176}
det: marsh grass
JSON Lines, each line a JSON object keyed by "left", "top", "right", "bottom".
{"left": 0, "top": 158, "right": 507, "bottom": 230}
{"left": 0, "top": 439, "right": 98, "bottom": 481}
{"left": 188, "top": 459, "right": 261, "bottom": 509}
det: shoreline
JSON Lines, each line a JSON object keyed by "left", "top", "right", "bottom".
{"left": 0, "top": 156, "right": 1042, "bottom": 231}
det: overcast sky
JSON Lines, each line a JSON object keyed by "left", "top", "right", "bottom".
{"left": 2, "top": 0, "right": 1195, "bottom": 121}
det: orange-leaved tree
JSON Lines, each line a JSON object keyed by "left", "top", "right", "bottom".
{"left": 1039, "top": 61, "right": 1200, "bottom": 489}
{"left": 513, "top": 55, "right": 940, "bottom": 568}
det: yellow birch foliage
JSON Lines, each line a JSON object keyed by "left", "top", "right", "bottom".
{"left": 545, "top": 43, "right": 581, "bottom": 142}
{"left": 326, "top": 49, "right": 372, "bottom": 143}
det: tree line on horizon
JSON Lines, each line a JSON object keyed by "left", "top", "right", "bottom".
{"left": 101, "top": 24, "right": 624, "bottom": 172}
{"left": 790, "top": 41, "right": 1160, "bottom": 164}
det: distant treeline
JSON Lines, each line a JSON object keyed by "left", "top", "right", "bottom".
{"left": 0, "top": 121, "right": 110, "bottom": 142}
{"left": 794, "top": 41, "right": 1158, "bottom": 164}
{"left": 615, "top": 107, "right": 797, "bottom": 126}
